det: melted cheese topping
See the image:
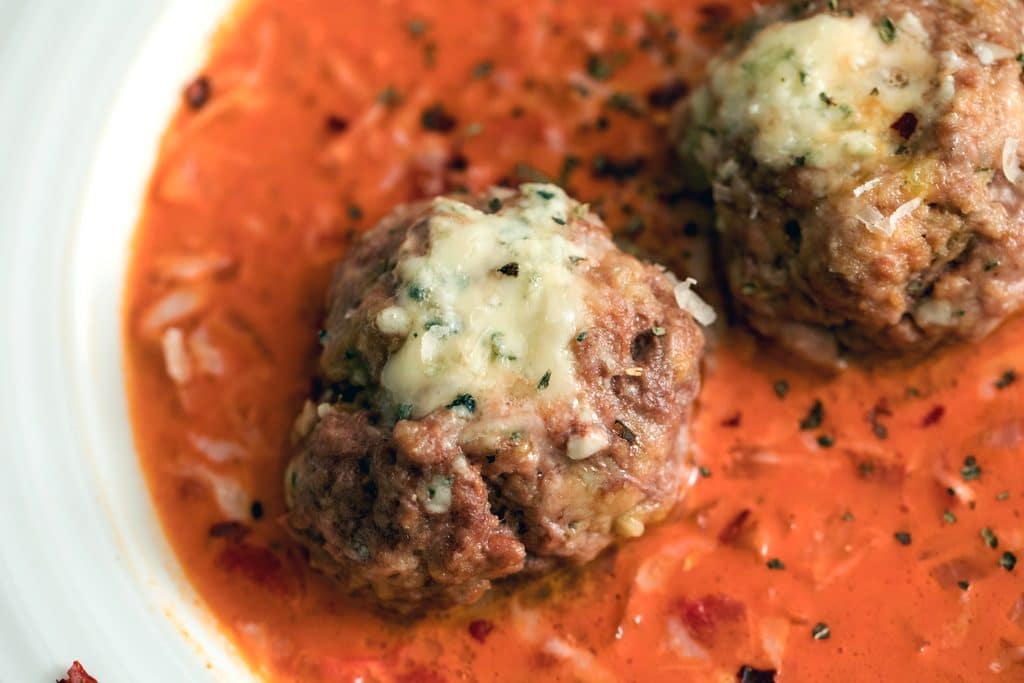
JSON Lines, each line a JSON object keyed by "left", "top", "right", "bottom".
{"left": 379, "top": 184, "right": 588, "bottom": 418}
{"left": 705, "top": 13, "right": 938, "bottom": 171}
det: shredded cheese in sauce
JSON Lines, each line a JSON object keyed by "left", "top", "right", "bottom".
{"left": 379, "top": 184, "right": 588, "bottom": 417}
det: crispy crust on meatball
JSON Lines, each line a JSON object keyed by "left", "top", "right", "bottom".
{"left": 675, "top": 0, "right": 1024, "bottom": 364}
{"left": 285, "top": 186, "right": 705, "bottom": 613}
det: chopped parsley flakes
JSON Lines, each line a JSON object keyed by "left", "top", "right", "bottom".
{"left": 961, "top": 456, "right": 981, "bottom": 481}
{"left": 878, "top": 16, "right": 896, "bottom": 43}
{"left": 406, "top": 18, "right": 428, "bottom": 37}
{"left": 1001, "top": 551, "right": 1017, "bottom": 571}
{"left": 408, "top": 283, "right": 429, "bottom": 301}
{"left": 614, "top": 420, "right": 637, "bottom": 443}
{"left": 773, "top": 380, "right": 789, "bottom": 399}
{"left": 800, "top": 399, "right": 825, "bottom": 430}
{"left": 995, "top": 369, "right": 1017, "bottom": 389}
{"left": 586, "top": 52, "right": 627, "bottom": 81}
{"left": 471, "top": 60, "right": 494, "bottom": 79}
{"left": 447, "top": 393, "right": 477, "bottom": 413}
{"left": 376, "top": 86, "right": 402, "bottom": 108}
{"left": 421, "top": 103, "right": 457, "bottom": 132}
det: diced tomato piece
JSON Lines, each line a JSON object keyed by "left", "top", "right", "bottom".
{"left": 216, "top": 542, "right": 290, "bottom": 595}
{"left": 678, "top": 594, "right": 746, "bottom": 643}
{"left": 717, "top": 509, "right": 753, "bottom": 545}
{"left": 468, "top": 619, "right": 494, "bottom": 643}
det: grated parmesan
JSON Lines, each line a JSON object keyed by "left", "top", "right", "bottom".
{"left": 674, "top": 277, "right": 717, "bottom": 326}
{"left": 567, "top": 428, "right": 609, "bottom": 461}
{"left": 853, "top": 203, "right": 887, "bottom": 235}
{"left": 855, "top": 197, "right": 922, "bottom": 237}
{"left": 939, "top": 50, "right": 965, "bottom": 72}
{"left": 852, "top": 177, "right": 881, "bottom": 197}
{"left": 889, "top": 197, "right": 924, "bottom": 234}
{"left": 1003, "top": 137, "right": 1023, "bottom": 186}
{"left": 970, "top": 40, "right": 1015, "bottom": 66}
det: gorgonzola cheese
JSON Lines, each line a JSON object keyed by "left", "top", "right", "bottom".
{"left": 704, "top": 13, "right": 938, "bottom": 171}
{"left": 379, "top": 184, "right": 589, "bottom": 418}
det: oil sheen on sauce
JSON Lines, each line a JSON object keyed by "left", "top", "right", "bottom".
{"left": 123, "top": 0, "right": 1024, "bottom": 680}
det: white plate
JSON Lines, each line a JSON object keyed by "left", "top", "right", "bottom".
{"left": 0, "top": 2, "right": 256, "bottom": 680}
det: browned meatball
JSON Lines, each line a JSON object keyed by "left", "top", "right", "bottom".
{"left": 675, "top": 0, "right": 1024, "bottom": 364}
{"left": 285, "top": 184, "right": 708, "bottom": 613}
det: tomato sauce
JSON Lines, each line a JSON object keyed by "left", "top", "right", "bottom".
{"left": 123, "top": 0, "right": 1024, "bottom": 680}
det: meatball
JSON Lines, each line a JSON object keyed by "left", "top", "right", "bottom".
{"left": 675, "top": 0, "right": 1024, "bottom": 363}
{"left": 285, "top": 184, "right": 708, "bottom": 613}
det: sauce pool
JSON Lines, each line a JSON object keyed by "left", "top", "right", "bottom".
{"left": 124, "top": 0, "right": 1024, "bottom": 680}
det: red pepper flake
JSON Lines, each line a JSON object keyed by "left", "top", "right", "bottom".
{"left": 209, "top": 520, "right": 250, "bottom": 541}
{"left": 325, "top": 114, "right": 349, "bottom": 133}
{"left": 921, "top": 404, "right": 945, "bottom": 427}
{"left": 890, "top": 112, "right": 918, "bottom": 139}
{"left": 183, "top": 75, "right": 211, "bottom": 110}
{"left": 718, "top": 508, "right": 752, "bottom": 544}
{"left": 721, "top": 412, "right": 742, "bottom": 428}
{"left": 59, "top": 662, "right": 98, "bottom": 683}
{"left": 468, "top": 619, "right": 494, "bottom": 643}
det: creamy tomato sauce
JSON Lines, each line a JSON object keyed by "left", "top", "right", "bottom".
{"left": 124, "top": 0, "right": 1024, "bottom": 680}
